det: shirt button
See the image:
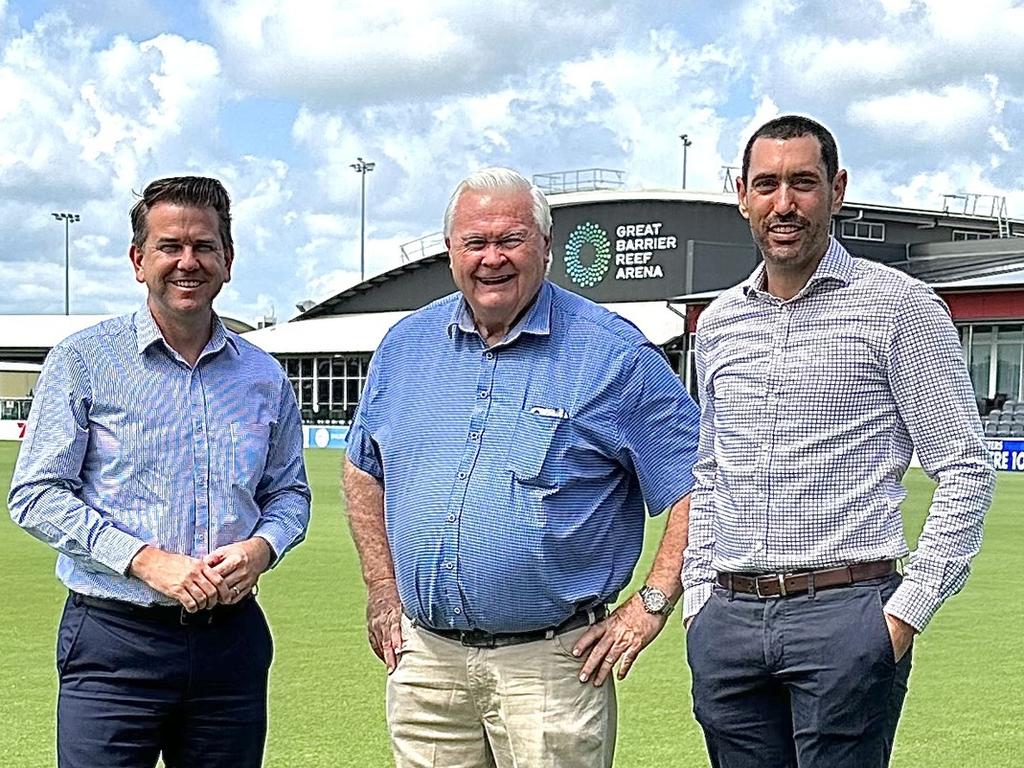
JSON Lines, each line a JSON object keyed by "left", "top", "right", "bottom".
{"left": 469, "top": 432, "right": 479, "bottom": 441}
{"left": 195, "top": 423, "right": 203, "bottom": 433}
{"left": 447, "top": 514, "right": 456, "bottom": 522}
{"left": 458, "top": 472, "right": 467, "bottom": 480}
{"left": 454, "top": 608, "right": 462, "bottom": 615}
{"left": 479, "top": 390, "right": 489, "bottom": 398}
{"left": 444, "top": 562, "right": 454, "bottom": 570}
{"left": 485, "top": 352, "right": 494, "bottom": 360}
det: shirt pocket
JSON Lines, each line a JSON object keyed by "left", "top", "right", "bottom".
{"left": 507, "top": 409, "right": 565, "bottom": 487}
{"left": 230, "top": 422, "right": 272, "bottom": 494}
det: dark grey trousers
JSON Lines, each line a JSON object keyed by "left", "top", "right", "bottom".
{"left": 687, "top": 574, "right": 912, "bottom": 768}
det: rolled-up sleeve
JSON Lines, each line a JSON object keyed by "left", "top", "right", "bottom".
{"left": 345, "top": 352, "right": 384, "bottom": 480}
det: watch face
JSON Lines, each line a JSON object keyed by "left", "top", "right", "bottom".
{"left": 642, "top": 587, "right": 668, "bottom": 613}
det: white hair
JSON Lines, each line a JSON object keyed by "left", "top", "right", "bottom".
{"left": 443, "top": 167, "right": 552, "bottom": 239}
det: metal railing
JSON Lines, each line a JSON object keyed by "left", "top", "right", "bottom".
{"left": 400, "top": 232, "right": 446, "bottom": 263}
{"left": 532, "top": 169, "right": 625, "bottom": 195}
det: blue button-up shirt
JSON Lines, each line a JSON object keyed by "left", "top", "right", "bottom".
{"left": 347, "top": 281, "right": 699, "bottom": 633}
{"left": 8, "top": 305, "right": 311, "bottom": 606}
{"left": 683, "top": 239, "right": 994, "bottom": 629}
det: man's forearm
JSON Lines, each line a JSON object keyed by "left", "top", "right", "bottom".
{"left": 641, "top": 494, "right": 690, "bottom": 604}
{"left": 343, "top": 458, "right": 396, "bottom": 586}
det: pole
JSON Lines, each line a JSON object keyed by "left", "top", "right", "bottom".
{"left": 350, "top": 158, "right": 375, "bottom": 284}
{"left": 359, "top": 168, "right": 366, "bottom": 283}
{"left": 680, "top": 134, "right": 692, "bottom": 189}
{"left": 64, "top": 216, "right": 70, "bottom": 315}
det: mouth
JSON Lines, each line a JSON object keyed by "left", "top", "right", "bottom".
{"left": 766, "top": 221, "right": 805, "bottom": 243}
{"left": 170, "top": 279, "right": 204, "bottom": 289}
{"left": 476, "top": 274, "right": 515, "bottom": 286}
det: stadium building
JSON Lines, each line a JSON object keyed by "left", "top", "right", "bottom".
{"left": 4, "top": 173, "right": 1024, "bottom": 463}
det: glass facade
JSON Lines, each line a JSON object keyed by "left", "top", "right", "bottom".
{"left": 960, "top": 323, "right": 1024, "bottom": 411}
{"left": 279, "top": 353, "right": 372, "bottom": 424}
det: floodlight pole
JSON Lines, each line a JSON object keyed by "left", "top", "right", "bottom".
{"left": 680, "top": 134, "right": 693, "bottom": 190}
{"left": 51, "top": 212, "right": 80, "bottom": 315}
{"left": 350, "top": 157, "right": 376, "bottom": 283}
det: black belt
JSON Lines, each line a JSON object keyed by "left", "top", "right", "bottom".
{"left": 716, "top": 560, "right": 898, "bottom": 599}
{"left": 419, "top": 604, "right": 608, "bottom": 648}
{"left": 71, "top": 591, "right": 254, "bottom": 626}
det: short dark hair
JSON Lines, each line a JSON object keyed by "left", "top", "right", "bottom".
{"left": 741, "top": 115, "right": 839, "bottom": 184}
{"left": 130, "top": 176, "right": 233, "bottom": 251}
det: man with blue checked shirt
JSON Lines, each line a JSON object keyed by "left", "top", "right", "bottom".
{"left": 344, "top": 167, "right": 699, "bottom": 767}
{"left": 684, "top": 115, "right": 995, "bottom": 768}
{"left": 9, "top": 176, "right": 310, "bottom": 768}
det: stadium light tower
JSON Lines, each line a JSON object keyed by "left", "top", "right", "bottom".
{"left": 51, "top": 212, "right": 80, "bottom": 315}
{"left": 350, "top": 157, "right": 376, "bottom": 283}
{"left": 680, "top": 134, "right": 693, "bottom": 190}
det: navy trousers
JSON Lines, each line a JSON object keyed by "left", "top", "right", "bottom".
{"left": 56, "top": 593, "right": 273, "bottom": 768}
{"left": 687, "top": 574, "right": 912, "bottom": 768}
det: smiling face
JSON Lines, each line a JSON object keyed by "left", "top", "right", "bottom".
{"left": 445, "top": 188, "right": 551, "bottom": 340}
{"left": 737, "top": 134, "right": 847, "bottom": 281}
{"left": 129, "top": 202, "right": 233, "bottom": 328}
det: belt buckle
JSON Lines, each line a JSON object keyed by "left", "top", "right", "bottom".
{"left": 753, "top": 574, "right": 787, "bottom": 598}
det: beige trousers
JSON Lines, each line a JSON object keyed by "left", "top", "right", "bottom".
{"left": 386, "top": 615, "right": 616, "bottom": 768}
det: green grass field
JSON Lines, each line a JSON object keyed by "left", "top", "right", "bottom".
{"left": 1, "top": 442, "right": 1021, "bottom": 766}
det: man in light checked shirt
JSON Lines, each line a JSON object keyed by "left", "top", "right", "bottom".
{"left": 8, "top": 176, "right": 311, "bottom": 767}
{"left": 683, "top": 115, "right": 995, "bottom": 768}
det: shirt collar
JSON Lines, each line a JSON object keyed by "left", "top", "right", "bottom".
{"left": 446, "top": 280, "right": 553, "bottom": 345}
{"left": 134, "top": 302, "right": 237, "bottom": 359}
{"left": 742, "top": 236, "right": 854, "bottom": 301}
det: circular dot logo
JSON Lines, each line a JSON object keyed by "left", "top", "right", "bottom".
{"left": 563, "top": 222, "right": 611, "bottom": 288}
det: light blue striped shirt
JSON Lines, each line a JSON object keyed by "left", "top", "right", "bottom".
{"left": 8, "top": 305, "right": 311, "bottom": 606}
{"left": 347, "top": 281, "right": 699, "bottom": 634}
{"left": 684, "top": 238, "right": 994, "bottom": 630}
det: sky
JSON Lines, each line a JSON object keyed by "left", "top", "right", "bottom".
{"left": 0, "top": 0, "right": 1021, "bottom": 323}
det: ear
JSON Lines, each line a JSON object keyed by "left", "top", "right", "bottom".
{"left": 129, "top": 244, "right": 145, "bottom": 284}
{"left": 223, "top": 246, "right": 234, "bottom": 283}
{"left": 736, "top": 178, "right": 750, "bottom": 221}
{"left": 831, "top": 169, "right": 848, "bottom": 213}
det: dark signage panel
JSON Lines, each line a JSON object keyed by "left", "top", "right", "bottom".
{"left": 550, "top": 200, "right": 758, "bottom": 302}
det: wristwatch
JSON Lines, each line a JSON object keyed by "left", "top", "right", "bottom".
{"left": 639, "top": 585, "right": 673, "bottom": 616}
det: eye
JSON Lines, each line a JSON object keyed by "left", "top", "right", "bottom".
{"left": 791, "top": 177, "right": 817, "bottom": 191}
{"left": 157, "top": 243, "right": 181, "bottom": 254}
{"left": 462, "top": 239, "right": 486, "bottom": 251}
{"left": 499, "top": 236, "right": 526, "bottom": 250}
{"left": 752, "top": 179, "right": 777, "bottom": 193}
{"left": 195, "top": 243, "right": 216, "bottom": 253}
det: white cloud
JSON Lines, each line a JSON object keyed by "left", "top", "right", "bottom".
{"left": 847, "top": 85, "right": 993, "bottom": 143}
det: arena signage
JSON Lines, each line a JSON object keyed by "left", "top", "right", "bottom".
{"left": 550, "top": 199, "right": 757, "bottom": 302}
{"left": 0, "top": 419, "right": 27, "bottom": 441}
{"left": 987, "top": 438, "right": 1024, "bottom": 472}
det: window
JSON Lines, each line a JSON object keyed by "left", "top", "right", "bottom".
{"left": 952, "top": 230, "right": 995, "bottom": 242}
{"left": 839, "top": 220, "right": 885, "bottom": 242}
{"left": 278, "top": 353, "right": 372, "bottom": 424}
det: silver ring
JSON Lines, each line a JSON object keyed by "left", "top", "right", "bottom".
{"left": 231, "top": 586, "right": 240, "bottom": 596}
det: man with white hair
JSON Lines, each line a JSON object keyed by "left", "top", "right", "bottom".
{"left": 344, "top": 167, "right": 699, "bottom": 766}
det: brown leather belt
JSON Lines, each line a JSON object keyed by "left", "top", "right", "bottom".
{"left": 716, "top": 560, "right": 897, "bottom": 599}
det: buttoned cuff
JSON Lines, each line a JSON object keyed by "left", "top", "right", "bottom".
{"left": 883, "top": 580, "right": 943, "bottom": 632}
{"left": 682, "top": 582, "right": 714, "bottom": 622}
{"left": 91, "top": 526, "right": 149, "bottom": 576}
{"left": 252, "top": 522, "right": 298, "bottom": 569}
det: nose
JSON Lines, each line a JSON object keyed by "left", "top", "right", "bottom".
{"left": 772, "top": 184, "right": 796, "bottom": 215}
{"left": 177, "top": 246, "right": 200, "bottom": 270}
{"left": 479, "top": 244, "right": 507, "bottom": 268}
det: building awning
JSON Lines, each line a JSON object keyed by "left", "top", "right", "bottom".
{"left": 602, "top": 302, "right": 689, "bottom": 345}
{"left": 242, "top": 300, "right": 690, "bottom": 356}
{"left": 241, "top": 311, "right": 413, "bottom": 354}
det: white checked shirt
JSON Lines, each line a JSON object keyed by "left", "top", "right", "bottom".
{"left": 683, "top": 238, "right": 995, "bottom": 631}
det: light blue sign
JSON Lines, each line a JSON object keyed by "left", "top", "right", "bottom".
{"left": 304, "top": 425, "right": 349, "bottom": 450}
